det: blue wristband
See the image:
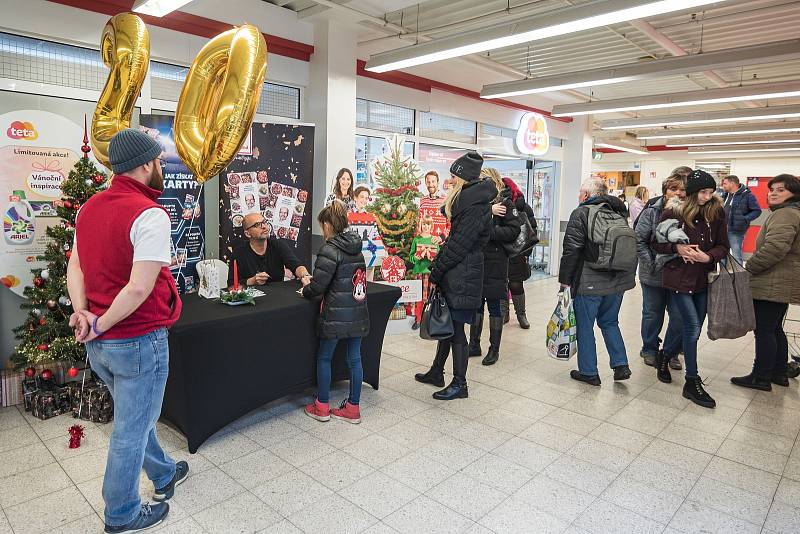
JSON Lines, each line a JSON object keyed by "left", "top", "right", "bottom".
{"left": 92, "top": 316, "right": 106, "bottom": 336}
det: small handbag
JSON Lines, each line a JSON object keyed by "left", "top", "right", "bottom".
{"left": 420, "top": 287, "right": 454, "bottom": 340}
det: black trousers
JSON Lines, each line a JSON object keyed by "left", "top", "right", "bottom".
{"left": 753, "top": 299, "right": 790, "bottom": 378}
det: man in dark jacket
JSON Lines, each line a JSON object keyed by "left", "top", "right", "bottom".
{"left": 560, "top": 177, "right": 636, "bottom": 386}
{"left": 721, "top": 175, "right": 762, "bottom": 264}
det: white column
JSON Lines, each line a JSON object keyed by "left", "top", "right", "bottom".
{"left": 306, "top": 19, "right": 358, "bottom": 221}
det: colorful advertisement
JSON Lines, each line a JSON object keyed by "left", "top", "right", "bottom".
{"left": 0, "top": 110, "right": 87, "bottom": 296}
{"left": 139, "top": 115, "right": 206, "bottom": 294}
{"left": 219, "top": 123, "right": 315, "bottom": 267}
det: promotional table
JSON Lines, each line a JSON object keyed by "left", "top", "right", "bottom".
{"left": 161, "top": 281, "right": 401, "bottom": 453}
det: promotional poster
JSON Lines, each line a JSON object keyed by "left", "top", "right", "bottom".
{"left": 139, "top": 115, "right": 206, "bottom": 294}
{"left": 219, "top": 123, "right": 315, "bottom": 268}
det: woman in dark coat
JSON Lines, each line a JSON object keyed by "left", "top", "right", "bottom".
{"left": 504, "top": 177, "right": 535, "bottom": 329}
{"left": 468, "top": 169, "right": 522, "bottom": 366}
{"left": 414, "top": 151, "right": 496, "bottom": 400}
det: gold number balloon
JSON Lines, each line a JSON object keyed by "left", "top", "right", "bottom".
{"left": 92, "top": 13, "right": 150, "bottom": 170}
{"left": 174, "top": 25, "right": 267, "bottom": 183}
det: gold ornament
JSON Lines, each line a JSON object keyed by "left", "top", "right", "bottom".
{"left": 175, "top": 24, "right": 267, "bottom": 183}
{"left": 92, "top": 13, "right": 150, "bottom": 170}
{"left": 398, "top": 203, "right": 408, "bottom": 215}
{"left": 381, "top": 203, "right": 391, "bottom": 214}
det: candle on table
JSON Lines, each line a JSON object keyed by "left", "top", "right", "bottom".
{"left": 233, "top": 260, "right": 239, "bottom": 291}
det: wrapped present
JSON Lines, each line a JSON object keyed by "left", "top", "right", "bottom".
{"left": 22, "top": 378, "right": 37, "bottom": 411}
{"left": 31, "top": 387, "right": 70, "bottom": 420}
{"left": 362, "top": 237, "right": 386, "bottom": 268}
{"left": 348, "top": 212, "right": 387, "bottom": 268}
{"left": 68, "top": 380, "right": 113, "bottom": 424}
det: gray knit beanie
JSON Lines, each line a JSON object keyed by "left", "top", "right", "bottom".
{"left": 109, "top": 128, "right": 163, "bottom": 174}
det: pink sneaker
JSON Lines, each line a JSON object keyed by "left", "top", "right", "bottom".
{"left": 304, "top": 399, "right": 330, "bottom": 422}
{"left": 331, "top": 400, "right": 361, "bottom": 424}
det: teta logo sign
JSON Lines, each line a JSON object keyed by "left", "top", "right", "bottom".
{"left": 515, "top": 112, "right": 549, "bottom": 156}
{"left": 7, "top": 121, "right": 38, "bottom": 140}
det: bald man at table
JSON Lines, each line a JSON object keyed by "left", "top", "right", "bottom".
{"left": 228, "top": 213, "right": 311, "bottom": 287}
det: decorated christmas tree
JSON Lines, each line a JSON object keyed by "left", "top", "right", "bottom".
{"left": 10, "top": 125, "right": 108, "bottom": 369}
{"left": 367, "top": 135, "right": 422, "bottom": 262}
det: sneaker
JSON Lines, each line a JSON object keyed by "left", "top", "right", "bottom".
{"left": 683, "top": 377, "right": 716, "bottom": 409}
{"left": 331, "top": 399, "right": 361, "bottom": 424}
{"left": 153, "top": 461, "right": 189, "bottom": 502}
{"left": 655, "top": 350, "right": 672, "bottom": 384}
{"left": 641, "top": 353, "right": 656, "bottom": 367}
{"left": 730, "top": 374, "right": 771, "bottom": 391}
{"left": 570, "top": 370, "right": 601, "bottom": 386}
{"left": 613, "top": 365, "right": 631, "bottom": 381}
{"left": 669, "top": 356, "right": 682, "bottom": 370}
{"left": 105, "top": 502, "right": 169, "bottom": 533}
{"left": 304, "top": 399, "right": 330, "bottom": 422}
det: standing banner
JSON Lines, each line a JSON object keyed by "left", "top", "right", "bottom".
{"left": 219, "top": 123, "right": 315, "bottom": 268}
{"left": 0, "top": 110, "right": 87, "bottom": 297}
{"left": 139, "top": 115, "right": 206, "bottom": 294}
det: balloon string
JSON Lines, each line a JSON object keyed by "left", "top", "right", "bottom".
{"left": 175, "top": 181, "right": 205, "bottom": 285}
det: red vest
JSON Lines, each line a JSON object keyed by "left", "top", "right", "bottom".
{"left": 76, "top": 175, "right": 181, "bottom": 339}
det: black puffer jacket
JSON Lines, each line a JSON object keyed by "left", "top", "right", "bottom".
{"left": 430, "top": 179, "right": 496, "bottom": 310}
{"left": 509, "top": 195, "right": 536, "bottom": 283}
{"left": 302, "top": 231, "right": 370, "bottom": 339}
{"left": 483, "top": 188, "right": 522, "bottom": 299}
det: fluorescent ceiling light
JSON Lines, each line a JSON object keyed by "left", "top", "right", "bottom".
{"left": 599, "top": 105, "right": 800, "bottom": 130}
{"left": 688, "top": 143, "right": 800, "bottom": 154}
{"left": 365, "top": 0, "right": 728, "bottom": 73}
{"left": 132, "top": 0, "right": 194, "bottom": 17}
{"left": 636, "top": 123, "right": 800, "bottom": 139}
{"left": 481, "top": 39, "right": 800, "bottom": 98}
{"left": 696, "top": 164, "right": 729, "bottom": 169}
{"left": 666, "top": 135, "right": 800, "bottom": 147}
{"left": 595, "top": 142, "right": 648, "bottom": 155}
{"left": 552, "top": 82, "right": 800, "bottom": 117}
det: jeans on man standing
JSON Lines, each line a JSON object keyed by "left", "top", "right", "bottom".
{"left": 87, "top": 328, "right": 176, "bottom": 527}
{"left": 315, "top": 337, "right": 363, "bottom": 405}
{"left": 574, "top": 293, "right": 629, "bottom": 376}
{"left": 753, "top": 299, "right": 790, "bottom": 378}
{"left": 641, "top": 283, "right": 683, "bottom": 357}
{"left": 727, "top": 232, "right": 745, "bottom": 265}
{"left": 663, "top": 291, "right": 708, "bottom": 378}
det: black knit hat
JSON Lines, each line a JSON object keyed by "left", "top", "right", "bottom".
{"left": 450, "top": 151, "right": 484, "bottom": 182}
{"left": 686, "top": 169, "right": 718, "bottom": 196}
{"left": 109, "top": 128, "right": 163, "bottom": 174}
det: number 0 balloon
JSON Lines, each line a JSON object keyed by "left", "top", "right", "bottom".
{"left": 175, "top": 25, "right": 268, "bottom": 183}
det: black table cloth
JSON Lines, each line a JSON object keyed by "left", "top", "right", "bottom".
{"left": 161, "top": 281, "right": 400, "bottom": 453}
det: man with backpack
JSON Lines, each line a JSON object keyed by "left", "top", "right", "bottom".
{"left": 559, "top": 177, "right": 637, "bottom": 386}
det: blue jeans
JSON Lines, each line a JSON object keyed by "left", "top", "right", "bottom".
{"left": 664, "top": 291, "right": 708, "bottom": 378}
{"left": 728, "top": 232, "right": 744, "bottom": 264}
{"left": 641, "top": 283, "right": 683, "bottom": 357}
{"left": 316, "top": 337, "right": 363, "bottom": 405}
{"left": 574, "top": 293, "right": 629, "bottom": 376}
{"left": 87, "top": 328, "right": 175, "bottom": 527}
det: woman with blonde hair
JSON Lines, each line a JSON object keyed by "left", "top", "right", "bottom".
{"left": 629, "top": 186, "right": 649, "bottom": 225}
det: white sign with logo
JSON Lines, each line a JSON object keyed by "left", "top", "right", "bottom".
{"left": 515, "top": 112, "right": 550, "bottom": 156}
{"left": 381, "top": 279, "right": 422, "bottom": 303}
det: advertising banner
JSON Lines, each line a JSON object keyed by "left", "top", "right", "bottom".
{"left": 0, "top": 110, "right": 87, "bottom": 296}
{"left": 139, "top": 115, "right": 206, "bottom": 294}
{"left": 219, "top": 123, "right": 315, "bottom": 268}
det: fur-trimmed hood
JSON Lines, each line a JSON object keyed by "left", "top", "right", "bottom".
{"left": 665, "top": 196, "right": 684, "bottom": 211}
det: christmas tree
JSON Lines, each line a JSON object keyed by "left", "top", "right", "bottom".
{"left": 10, "top": 124, "right": 108, "bottom": 369}
{"left": 368, "top": 135, "right": 422, "bottom": 263}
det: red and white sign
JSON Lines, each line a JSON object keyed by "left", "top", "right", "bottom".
{"left": 381, "top": 254, "right": 406, "bottom": 283}
{"left": 515, "top": 112, "right": 550, "bottom": 156}
{"left": 382, "top": 279, "right": 422, "bottom": 303}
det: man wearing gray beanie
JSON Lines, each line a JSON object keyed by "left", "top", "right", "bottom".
{"left": 67, "top": 128, "right": 187, "bottom": 533}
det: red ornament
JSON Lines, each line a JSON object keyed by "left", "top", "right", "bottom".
{"left": 67, "top": 366, "right": 79, "bottom": 378}
{"left": 33, "top": 277, "right": 44, "bottom": 287}
{"left": 40, "top": 368, "right": 53, "bottom": 380}
{"left": 65, "top": 250, "right": 72, "bottom": 260}
{"left": 39, "top": 317, "right": 46, "bottom": 326}
{"left": 63, "top": 200, "right": 72, "bottom": 209}
{"left": 73, "top": 202, "right": 80, "bottom": 210}
{"left": 93, "top": 174, "right": 104, "bottom": 184}
{"left": 68, "top": 424, "right": 85, "bottom": 449}
{"left": 81, "top": 115, "right": 91, "bottom": 160}
{"left": 37, "top": 344, "right": 49, "bottom": 353}
{"left": 24, "top": 367, "right": 35, "bottom": 378}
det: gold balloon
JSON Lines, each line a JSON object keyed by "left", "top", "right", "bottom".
{"left": 92, "top": 13, "right": 150, "bottom": 170}
{"left": 175, "top": 25, "right": 267, "bottom": 183}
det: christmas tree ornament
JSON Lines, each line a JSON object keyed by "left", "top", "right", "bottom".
{"left": 93, "top": 174, "right": 105, "bottom": 184}
{"left": 46, "top": 300, "right": 58, "bottom": 311}
{"left": 24, "top": 367, "right": 35, "bottom": 378}
{"left": 28, "top": 324, "right": 35, "bottom": 332}
{"left": 41, "top": 269, "right": 49, "bottom": 280}
{"left": 58, "top": 296, "right": 72, "bottom": 307}
{"left": 65, "top": 250, "right": 72, "bottom": 260}
{"left": 73, "top": 202, "right": 80, "bottom": 210}
{"left": 37, "top": 344, "right": 49, "bottom": 353}
{"left": 398, "top": 203, "right": 408, "bottom": 215}
{"left": 63, "top": 200, "right": 72, "bottom": 209}
{"left": 381, "top": 203, "right": 391, "bottom": 214}
{"left": 31, "top": 308, "right": 42, "bottom": 317}
{"left": 64, "top": 243, "right": 70, "bottom": 251}
{"left": 85, "top": 179, "right": 93, "bottom": 186}
{"left": 33, "top": 277, "right": 45, "bottom": 288}
{"left": 39, "top": 317, "right": 46, "bottom": 326}
{"left": 67, "top": 366, "right": 79, "bottom": 378}
{"left": 68, "top": 424, "right": 85, "bottom": 449}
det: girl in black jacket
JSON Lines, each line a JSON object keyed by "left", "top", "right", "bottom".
{"left": 415, "top": 151, "right": 496, "bottom": 400}
{"left": 468, "top": 169, "right": 522, "bottom": 366}
{"left": 302, "top": 201, "right": 369, "bottom": 423}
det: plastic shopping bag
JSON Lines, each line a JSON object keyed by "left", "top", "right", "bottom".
{"left": 546, "top": 288, "right": 577, "bottom": 360}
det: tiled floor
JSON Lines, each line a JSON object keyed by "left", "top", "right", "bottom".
{"left": 3, "top": 276, "right": 800, "bottom": 533}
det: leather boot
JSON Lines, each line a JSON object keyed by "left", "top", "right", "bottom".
{"left": 501, "top": 299, "right": 510, "bottom": 324}
{"left": 511, "top": 294, "right": 530, "bottom": 329}
{"left": 433, "top": 343, "right": 469, "bottom": 400}
{"left": 482, "top": 317, "right": 503, "bottom": 366}
{"left": 415, "top": 340, "right": 449, "bottom": 387}
{"left": 468, "top": 313, "right": 483, "bottom": 357}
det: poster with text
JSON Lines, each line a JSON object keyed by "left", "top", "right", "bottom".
{"left": 219, "top": 123, "right": 314, "bottom": 268}
{"left": 139, "top": 115, "right": 206, "bottom": 294}
{"left": 0, "top": 110, "right": 88, "bottom": 297}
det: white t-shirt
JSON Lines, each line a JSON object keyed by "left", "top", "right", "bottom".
{"left": 74, "top": 207, "right": 171, "bottom": 265}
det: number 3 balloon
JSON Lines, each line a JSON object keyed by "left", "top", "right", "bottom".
{"left": 175, "top": 25, "right": 267, "bottom": 183}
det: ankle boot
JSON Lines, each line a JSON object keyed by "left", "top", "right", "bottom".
{"left": 683, "top": 376, "right": 716, "bottom": 409}
{"left": 655, "top": 350, "right": 672, "bottom": 383}
{"left": 468, "top": 314, "right": 483, "bottom": 357}
{"left": 415, "top": 341, "right": 449, "bottom": 387}
{"left": 501, "top": 299, "right": 510, "bottom": 324}
{"left": 511, "top": 294, "right": 530, "bottom": 329}
{"left": 482, "top": 317, "right": 503, "bottom": 366}
{"left": 433, "top": 343, "right": 469, "bottom": 400}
